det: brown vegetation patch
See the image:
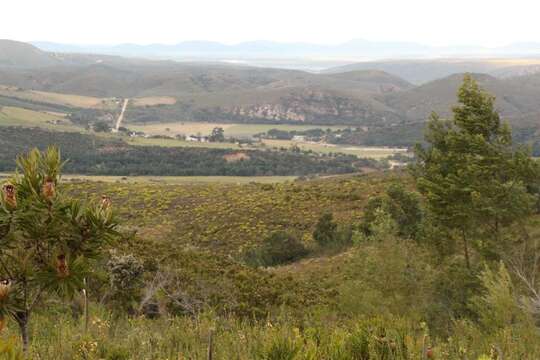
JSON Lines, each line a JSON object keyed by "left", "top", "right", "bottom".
{"left": 223, "top": 152, "right": 251, "bottom": 163}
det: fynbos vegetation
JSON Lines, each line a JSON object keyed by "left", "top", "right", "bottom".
{"left": 0, "top": 76, "right": 539, "bottom": 359}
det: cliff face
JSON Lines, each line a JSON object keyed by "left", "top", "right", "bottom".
{"left": 223, "top": 90, "right": 400, "bottom": 124}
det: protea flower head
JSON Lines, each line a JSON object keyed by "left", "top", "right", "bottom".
{"left": 1, "top": 183, "right": 16, "bottom": 209}
{"left": 101, "top": 195, "right": 112, "bottom": 210}
{"left": 0, "top": 279, "right": 11, "bottom": 301}
{"left": 56, "top": 254, "right": 69, "bottom": 278}
{"left": 42, "top": 176, "right": 56, "bottom": 200}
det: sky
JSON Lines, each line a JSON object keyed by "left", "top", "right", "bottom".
{"left": 2, "top": 0, "right": 540, "bottom": 46}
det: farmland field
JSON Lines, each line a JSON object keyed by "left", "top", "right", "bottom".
{"left": 132, "top": 96, "right": 177, "bottom": 107}
{"left": 126, "top": 137, "right": 245, "bottom": 149}
{"left": 126, "top": 134, "right": 405, "bottom": 159}
{"left": 0, "top": 106, "right": 80, "bottom": 131}
{"left": 0, "top": 85, "right": 108, "bottom": 109}
{"left": 0, "top": 173, "right": 296, "bottom": 184}
{"left": 261, "top": 139, "right": 408, "bottom": 158}
{"left": 128, "top": 122, "right": 347, "bottom": 138}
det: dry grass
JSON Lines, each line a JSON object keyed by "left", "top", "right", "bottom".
{"left": 262, "top": 139, "right": 408, "bottom": 159}
{"left": 128, "top": 122, "right": 346, "bottom": 138}
{"left": 0, "top": 85, "right": 105, "bottom": 108}
{"left": 0, "top": 106, "right": 80, "bottom": 132}
{"left": 129, "top": 122, "right": 238, "bottom": 136}
{"left": 132, "top": 96, "right": 177, "bottom": 106}
{"left": 126, "top": 137, "right": 244, "bottom": 149}
{"left": 223, "top": 152, "right": 251, "bottom": 162}
{"left": 59, "top": 174, "right": 295, "bottom": 184}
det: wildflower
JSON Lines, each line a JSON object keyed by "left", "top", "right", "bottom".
{"left": 42, "top": 176, "right": 56, "bottom": 200}
{"left": 101, "top": 195, "right": 112, "bottom": 210}
{"left": 56, "top": 254, "right": 69, "bottom": 278}
{"left": 2, "top": 183, "right": 16, "bottom": 209}
{"left": 0, "top": 280, "right": 11, "bottom": 300}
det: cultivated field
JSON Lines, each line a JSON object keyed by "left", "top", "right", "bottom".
{"left": 132, "top": 96, "right": 177, "bottom": 107}
{"left": 126, "top": 137, "right": 245, "bottom": 149}
{"left": 128, "top": 122, "right": 346, "bottom": 138}
{"left": 61, "top": 175, "right": 296, "bottom": 184}
{"left": 261, "top": 139, "right": 408, "bottom": 159}
{"left": 0, "top": 106, "right": 79, "bottom": 131}
{"left": 126, "top": 134, "right": 407, "bottom": 159}
{"left": 0, "top": 85, "right": 107, "bottom": 109}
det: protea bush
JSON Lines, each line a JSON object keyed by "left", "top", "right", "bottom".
{"left": 0, "top": 147, "right": 119, "bottom": 351}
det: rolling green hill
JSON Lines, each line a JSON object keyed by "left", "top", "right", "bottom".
{"left": 0, "top": 39, "right": 61, "bottom": 68}
{"left": 2, "top": 40, "right": 540, "bottom": 140}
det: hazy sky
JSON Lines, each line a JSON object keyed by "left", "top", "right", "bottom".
{"left": 2, "top": 0, "right": 539, "bottom": 46}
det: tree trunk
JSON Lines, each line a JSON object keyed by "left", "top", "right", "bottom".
{"left": 15, "top": 311, "right": 29, "bottom": 353}
{"left": 207, "top": 330, "right": 214, "bottom": 360}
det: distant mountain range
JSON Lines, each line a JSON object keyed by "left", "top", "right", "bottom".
{"left": 1, "top": 39, "right": 540, "bottom": 135}
{"left": 30, "top": 39, "right": 540, "bottom": 60}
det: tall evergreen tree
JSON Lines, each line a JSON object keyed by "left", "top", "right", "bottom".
{"left": 0, "top": 147, "right": 119, "bottom": 351}
{"left": 413, "top": 75, "right": 539, "bottom": 269}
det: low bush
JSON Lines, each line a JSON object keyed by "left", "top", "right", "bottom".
{"left": 243, "top": 231, "right": 308, "bottom": 267}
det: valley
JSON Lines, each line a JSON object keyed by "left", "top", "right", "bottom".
{"left": 1, "top": 39, "right": 540, "bottom": 157}
{"left": 1, "top": 35, "right": 540, "bottom": 359}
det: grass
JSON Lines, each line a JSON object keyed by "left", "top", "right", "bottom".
{"left": 262, "top": 139, "right": 408, "bottom": 159}
{"left": 125, "top": 131, "right": 407, "bottom": 159}
{"left": 61, "top": 174, "right": 297, "bottom": 184}
{"left": 131, "top": 96, "right": 177, "bottom": 107}
{"left": 0, "top": 85, "right": 107, "bottom": 109}
{"left": 125, "top": 137, "right": 245, "bottom": 149}
{"left": 128, "top": 122, "right": 347, "bottom": 139}
{"left": 0, "top": 107, "right": 79, "bottom": 131}
{"left": 63, "top": 173, "right": 395, "bottom": 256}
{"left": 3, "top": 304, "right": 539, "bottom": 359}
{"left": 0, "top": 107, "right": 405, "bottom": 159}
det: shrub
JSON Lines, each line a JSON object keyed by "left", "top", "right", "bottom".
{"left": 361, "top": 183, "right": 422, "bottom": 239}
{"left": 258, "top": 333, "right": 300, "bottom": 360}
{"left": 313, "top": 212, "right": 338, "bottom": 246}
{"left": 107, "top": 254, "right": 144, "bottom": 314}
{"left": 244, "top": 231, "right": 308, "bottom": 267}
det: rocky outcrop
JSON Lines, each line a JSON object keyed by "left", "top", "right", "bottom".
{"left": 223, "top": 89, "right": 399, "bottom": 124}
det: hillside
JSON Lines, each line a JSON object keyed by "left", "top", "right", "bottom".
{"left": 2, "top": 40, "right": 540, "bottom": 132}
{"left": 0, "top": 39, "right": 61, "bottom": 68}
{"left": 0, "top": 41, "right": 411, "bottom": 125}
{"left": 0, "top": 127, "right": 378, "bottom": 176}
{"left": 324, "top": 58, "right": 540, "bottom": 84}
{"left": 382, "top": 72, "right": 540, "bottom": 124}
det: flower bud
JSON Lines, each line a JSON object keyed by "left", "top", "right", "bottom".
{"left": 42, "top": 176, "right": 56, "bottom": 200}
{"left": 0, "top": 279, "right": 11, "bottom": 300}
{"left": 2, "top": 183, "right": 16, "bottom": 209}
{"left": 101, "top": 195, "right": 112, "bottom": 210}
{"left": 56, "top": 254, "right": 69, "bottom": 278}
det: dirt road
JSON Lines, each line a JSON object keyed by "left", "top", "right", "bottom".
{"left": 114, "top": 98, "right": 129, "bottom": 131}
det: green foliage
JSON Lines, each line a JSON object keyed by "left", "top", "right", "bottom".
{"left": 471, "top": 262, "right": 528, "bottom": 331}
{"left": 209, "top": 127, "right": 226, "bottom": 142}
{"left": 0, "top": 338, "right": 23, "bottom": 359}
{"left": 413, "top": 75, "right": 540, "bottom": 267}
{"left": 0, "top": 147, "right": 119, "bottom": 349}
{"left": 338, "top": 232, "right": 435, "bottom": 319}
{"left": 106, "top": 253, "right": 144, "bottom": 314}
{"left": 313, "top": 212, "right": 338, "bottom": 246}
{"left": 257, "top": 331, "right": 301, "bottom": 360}
{"left": 362, "top": 183, "right": 422, "bottom": 239}
{"left": 0, "top": 127, "right": 377, "bottom": 176}
{"left": 243, "top": 231, "right": 308, "bottom": 267}
{"left": 92, "top": 120, "right": 111, "bottom": 133}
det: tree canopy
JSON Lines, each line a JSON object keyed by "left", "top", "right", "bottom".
{"left": 413, "top": 75, "right": 540, "bottom": 268}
